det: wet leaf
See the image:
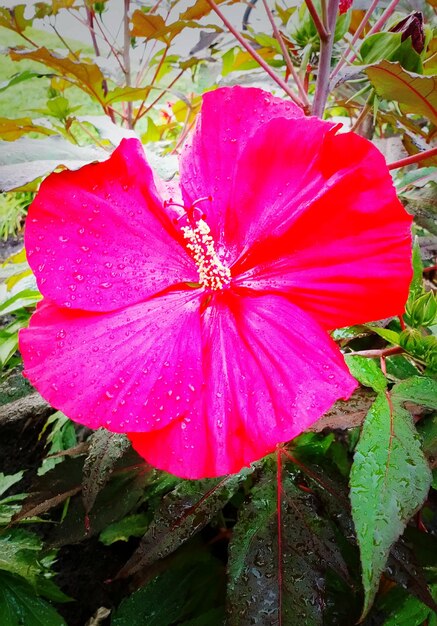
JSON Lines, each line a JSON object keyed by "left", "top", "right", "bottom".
{"left": 117, "top": 469, "right": 251, "bottom": 578}
{"left": 227, "top": 462, "right": 350, "bottom": 625}
{"left": 392, "top": 376, "right": 437, "bottom": 409}
{"left": 365, "top": 61, "right": 437, "bottom": 126}
{"left": 112, "top": 554, "right": 225, "bottom": 626}
{"left": 350, "top": 393, "right": 432, "bottom": 618}
{"left": 345, "top": 355, "right": 387, "bottom": 392}
{"left": 11, "top": 457, "right": 84, "bottom": 523}
{"left": 0, "top": 571, "right": 66, "bottom": 626}
{"left": 82, "top": 429, "right": 131, "bottom": 515}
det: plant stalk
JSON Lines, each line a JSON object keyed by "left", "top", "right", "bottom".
{"left": 205, "top": 0, "right": 305, "bottom": 108}
{"left": 312, "top": 0, "right": 340, "bottom": 118}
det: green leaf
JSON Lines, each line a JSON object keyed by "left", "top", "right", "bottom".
{"left": 0, "top": 70, "right": 54, "bottom": 93}
{"left": 350, "top": 393, "right": 432, "bottom": 618}
{"left": 0, "top": 471, "right": 24, "bottom": 498}
{"left": 112, "top": 555, "right": 224, "bottom": 626}
{"left": 385, "top": 355, "right": 420, "bottom": 380}
{"left": 0, "top": 137, "right": 107, "bottom": 191}
{"left": 82, "top": 429, "right": 131, "bottom": 515}
{"left": 392, "top": 376, "right": 437, "bottom": 409}
{"left": 360, "top": 32, "right": 403, "bottom": 64}
{"left": 382, "top": 584, "right": 437, "bottom": 626}
{"left": 345, "top": 355, "right": 387, "bottom": 392}
{"left": 0, "top": 571, "right": 66, "bottom": 626}
{"left": 367, "top": 326, "right": 401, "bottom": 345}
{"left": 365, "top": 61, "right": 437, "bottom": 125}
{"left": 0, "top": 289, "right": 42, "bottom": 315}
{"left": 227, "top": 463, "right": 349, "bottom": 625}
{"left": 99, "top": 513, "right": 149, "bottom": 546}
{"left": 117, "top": 470, "right": 251, "bottom": 578}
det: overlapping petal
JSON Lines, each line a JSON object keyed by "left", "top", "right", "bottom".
{"left": 129, "top": 292, "right": 357, "bottom": 479}
{"left": 232, "top": 128, "right": 412, "bottom": 328}
{"left": 19, "top": 290, "right": 203, "bottom": 432}
{"left": 179, "top": 86, "right": 303, "bottom": 263}
{"left": 25, "top": 139, "right": 197, "bottom": 312}
{"left": 182, "top": 101, "right": 411, "bottom": 329}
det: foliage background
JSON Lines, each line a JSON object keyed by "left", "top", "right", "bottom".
{"left": 0, "top": 0, "right": 436, "bottom": 624}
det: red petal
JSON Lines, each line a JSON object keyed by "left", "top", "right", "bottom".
{"left": 179, "top": 86, "right": 303, "bottom": 263}
{"left": 233, "top": 125, "right": 412, "bottom": 328}
{"left": 129, "top": 291, "right": 357, "bottom": 479}
{"left": 25, "top": 139, "right": 197, "bottom": 312}
{"left": 19, "top": 290, "right": 203, "bottom": 432}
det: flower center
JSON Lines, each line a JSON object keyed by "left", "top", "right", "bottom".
{"left": 164, "top": 197, "right": 231, "bottom": 290}
{"left": 181, "top": 218, "right": 231, "bottom": 290}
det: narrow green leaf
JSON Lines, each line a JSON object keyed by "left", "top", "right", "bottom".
{"left": 345, "top": 355, "right": 387, "bottom": 392}
{"left": 350, "top": 393, "right": 432, "bottom": 618}
{"left": 392, "top": 376, "right": 437, "bottom": 409}
{"left": 117, "top": 470, "right": 251, "bottom": 578}
{"left": 367, "top": 326, "right": 401, "bottom": 345}
{"left": 82, "top": 429, "right": 130, "bottom": 515}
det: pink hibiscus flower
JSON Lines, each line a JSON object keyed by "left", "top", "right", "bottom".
{"left": 20, "top": 86, "right": 412, "bottom": 479}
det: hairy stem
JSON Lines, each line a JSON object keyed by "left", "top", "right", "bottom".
{"left": 388, "top": 146, "right": 437, "bottom": 170}
{"left": 205, "top": 0, "right": 305, "bottom": 108}
{"left": 261, "top": 0, "right": 310, "bottom": 111}
{"left": 312, "top": 0, "right": 340, "bottom": 117}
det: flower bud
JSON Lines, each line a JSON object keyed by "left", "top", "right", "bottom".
{"left": 399, "top": 328, "right": 424, "bottom": 355}
{"left": 405, "top": 291, "right": 437, "bottom": 327}
{"left": 390, "top": 11, "right": 425, "bottom": 54}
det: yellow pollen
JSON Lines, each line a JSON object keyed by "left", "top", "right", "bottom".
{"left": 182, "top": 219, "right": 231, "bottom": 290}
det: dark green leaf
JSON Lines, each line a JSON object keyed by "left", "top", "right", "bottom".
{"left": 112, "top": 554, "right": 224, "bottom": 626}
{"left": 99, "top": 513, "right": 149, "bottom": 545}
{"left": 117, "top": 470, "right": 251, "bottom": 578}
{"left": 0, "top": 572, "right": 66, "bottom": 626}
{"left": 350, "top": 393, "right": 432, "bottom": 618}
{"left": 227, "top": 463, "right": 350, "bottom": 625}
{"left": 82, "top": 429, "right": 131, "bottom": 515}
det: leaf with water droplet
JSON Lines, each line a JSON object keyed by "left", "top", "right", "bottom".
{"left": 116, "top": 469, "right": 252, "bottom": 579}
{"left": 392, "top": 376, "right": 437, "bottom": 410}
{"left": 350, "top": 392, "right": 432, "bottom": 619}
{"left": 345, "top": 355, "right": 387, "bottom": 392}
{"left": 82, "top": 429, "right": 131, "bottom": 515}
{"left": 227, "top": 460, "right": 350, "bottom": 625}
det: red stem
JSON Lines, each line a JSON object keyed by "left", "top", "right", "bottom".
{"left": 388, "top": 146, "right": 437, "bottom": 170}
{"left": 331, "top": 0, "right": 380, "bottom": 79}
{"left": 276, "top": 448, "right": 283, "bottom": 626}
{"left": 312, "top": 0, "right": 340, "bottom": 117}
{"left": 304, "top": 0, "right": 329, "bottom": 41}
{"left": 205, "top": 0, "right": 305, "bottom": 108}
{"left": 261, "top": 0, "right": 310, "bottom": 111}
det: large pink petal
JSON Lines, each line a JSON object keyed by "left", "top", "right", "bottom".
{"left": 179, "top": 86, "right": 304, "bottom": 263}
{"left": 26, "top": 139, "right": 197, "bottom": 312}
{"left": 231, "top": 127, "right": 412, "bottom": 329}
{"left": 19, "top": 289, "right": 203, "bottom": 432}
{"left": 129, "top": 291, "right": 357, "bottom": 479}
